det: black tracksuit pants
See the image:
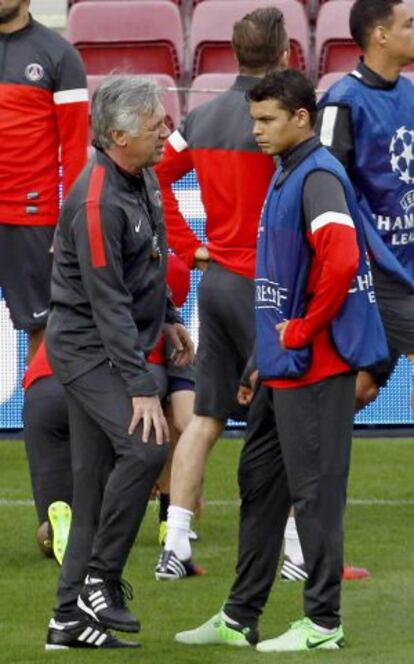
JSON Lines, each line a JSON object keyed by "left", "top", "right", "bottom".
{"left": 54, "top": 361, "right": 168, "bottom": 621}
{"left": 224, "top": 372, "right": 356, "bottom": 630}
{"left": 23, "top": 376, "right": 72, "bottom": 524}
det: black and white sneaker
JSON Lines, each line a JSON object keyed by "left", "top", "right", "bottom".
{"left": 45, "top": 618, "right": 140, "bottom": 650}
{"left": 280, "top": 556, "right": 308, "bottom": 581}
{"left": 155, "top": 549, "right": 206, "bottom": 581}
{"left": 77, "top": 576, "right": 140, "bottom": 633}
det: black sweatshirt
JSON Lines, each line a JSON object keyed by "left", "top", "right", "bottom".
{"left": 46, "top": 148, "right": 180, "bottom": 397}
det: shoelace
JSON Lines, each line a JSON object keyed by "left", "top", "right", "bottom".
{"left": 107, "top": 578, "right": 134, "bottom": 609}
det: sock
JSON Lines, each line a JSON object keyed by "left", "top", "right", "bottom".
{"left": 159, "top": 493, "right": 170, "bottom": 523}
{"left": 165, "top": 505, "right": 193, "bottom": 560}
{"left": 284, "top": 516, "right": 304, "bottom": 565}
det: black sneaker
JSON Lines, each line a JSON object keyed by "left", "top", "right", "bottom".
{"left": 77, "top": 576, "right": 140, "bottom": 633}
{"left": 45, "top": 618, "right": 140, "bottom": 650}
{"left": 155, "top": 549, "right": 206, "bottom": 580}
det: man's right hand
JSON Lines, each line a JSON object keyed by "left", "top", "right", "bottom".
{"left": 128, "top": 395, "right": 170, "bottom": 445}
{"left": 237, "top": 369, "right": 259, "bottom": 406}
{"left": 194, "top": 245, "right": 210, "bottom": 271}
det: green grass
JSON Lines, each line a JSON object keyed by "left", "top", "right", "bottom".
{"left": 0, "top": 437, "right": 413, "bottom": 663}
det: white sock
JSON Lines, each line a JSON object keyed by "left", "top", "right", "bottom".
{"left": 284, "top": 516, "right": 304, "bottom": 565}
{"left": 165, "top": 505, "right": 193, "bottom": 560}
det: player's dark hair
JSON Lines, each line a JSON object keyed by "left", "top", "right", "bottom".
{"left": 350, "top": 0, "right": 403, "bottom": 49}
{"left": 248, "top": 69, "right": 317, "bottom": 127}
{"left": 232, "top": 7, "right": 289, "bottom": 72}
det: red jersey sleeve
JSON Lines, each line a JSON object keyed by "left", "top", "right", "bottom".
{"left": 53, "top": 46, "right": 89, "bottom": 197}
{"left": 284, "top": 219, "right": 359, "bottom": 349}
{"left": 155, "top": 130, "right": 203, "bottom": 267}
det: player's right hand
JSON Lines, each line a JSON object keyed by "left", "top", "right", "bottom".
{"left": 194, "top": 245, "right": 210, "bottom": 271}
{"left": 237, "top": 369, "right": 259, "bottom": 406}
{"left": 129, "top": 395, "right": 170, "bottom": 445}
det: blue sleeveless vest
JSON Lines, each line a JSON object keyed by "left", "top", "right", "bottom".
{"left": 319, "top": 72, "right": 414, "bottom": 289}
{"left": 255, "top": 145, "right": 388, "bottom": 379}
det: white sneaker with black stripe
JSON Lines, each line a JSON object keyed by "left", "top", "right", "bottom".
{"left": 77, "top": 575, "right": 140, "bottom": 633}
{"left": 280, "top": 556, "right": 308, "bottom": 581}
{"left": 45, "top": 618, "right": 140, "bottom": 650}
{"left": 155, "top": 549, "right": 205, "bottom": 580}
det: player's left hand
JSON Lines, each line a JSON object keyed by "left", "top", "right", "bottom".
{"left": 164, "top": 322, "right": 195, "bottom": 367}
{"left": 276, "top": 320, "right": 290, "bottom": 350}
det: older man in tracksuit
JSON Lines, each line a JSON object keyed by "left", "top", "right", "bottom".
{"left": 44, "top": 75, "right": 193, "bottom": 651}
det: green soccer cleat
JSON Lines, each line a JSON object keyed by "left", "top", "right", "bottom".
{"left": 48, "top": 501, "right": 72, "bottom": 566}
{"left": 159, "top": 521, "right": 168, "bottom": 546}
{"left": 175, "top": 613, "right": 258, "bottom": 647}
{"left": 256, "top": 617, "right": 344, "bottom": 652}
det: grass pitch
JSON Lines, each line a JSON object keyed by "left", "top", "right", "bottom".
{"left": 0, "top": 436, "right": 413, "bottom": 663}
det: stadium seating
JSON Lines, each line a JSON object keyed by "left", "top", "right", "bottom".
{"left": 316, "top": 0, "right": 414, "bottom": 78}
{"left": 317, "top": 71, "right": 346, "bottom": 97}
{"left": 87, "top": 73, "right": 181, "bottom": 132}
{"left": 315, "top": 1, "right": 360, "bottom": 78}
{"left": 187, "top": 73, "right": 236, "bottom": 111}
{"left": 67, "top": 1, "right": 183, "bottom": 78}
{"left": 190, "top": 0, "right": 309, "bottom": 78}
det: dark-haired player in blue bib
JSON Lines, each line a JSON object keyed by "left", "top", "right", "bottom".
{"left": 318, "top": 0, "right": 414, "bottom": 408}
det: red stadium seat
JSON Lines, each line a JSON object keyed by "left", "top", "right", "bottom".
{"left": 317, "top": 71, "right": 346, "bottom": 98}
{"left": 87, "top": 73, "right": 181, "bottom": 134}
{"left": 187, "top": 73, "right": 236, "bottom": 111}
{"left": 190, "top": 0, "right": 309, "bottom": 78}
{"left": 67, "top": 1, "right": 183, "bottom": 78}
{"left": 315, "top": 1, "right": 360, "bottom": 78}
{"left": 316, "top": 1, "right": 414, "bottom": 78}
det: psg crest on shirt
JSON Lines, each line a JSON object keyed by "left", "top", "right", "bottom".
{"left": 25, "top": 63, "right": 45, "bottom": 82}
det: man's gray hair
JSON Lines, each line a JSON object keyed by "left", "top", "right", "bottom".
{"left": 92, "top": 75, "right": 161, "bottom": 149}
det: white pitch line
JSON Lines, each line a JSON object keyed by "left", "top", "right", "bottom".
{"left": 0, "top": 498, "right": 413, "bottom": 507}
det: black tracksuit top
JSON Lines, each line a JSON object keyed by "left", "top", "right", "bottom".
{"left": 46, "top": 148, "right": 179, "bottom": 397}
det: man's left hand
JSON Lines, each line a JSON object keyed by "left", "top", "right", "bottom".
{"left": 164, "top": 323, "right": 195, "bottom": 367}
{"left": 276, "top": 321, "right": 290, "bottom": 350}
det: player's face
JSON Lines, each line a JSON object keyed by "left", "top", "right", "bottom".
{"left": 385, "top": 2, "right": 414, "bottom": 65}
{"left": 250, "top": 99, "right": 305, "bottom": 156}
{"left": 0, "top": 0, "right": 27, "bottom": 24}
{"left": 125, "top": 103, "right": 170, "bottom": 171}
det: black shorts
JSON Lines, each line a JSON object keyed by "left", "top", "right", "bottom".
{"left": 369, "top": 266, "right": 414, "bottom": 387}
{"left": 194, "top": 261, "right": 255, "bottom": 422}
{"left": 148, "top": 362, "right": 195, "bottom": 401}
{"left": 0, "top": 224, "right": 54, "bottom": 331}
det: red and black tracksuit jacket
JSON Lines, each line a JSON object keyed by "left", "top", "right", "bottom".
{"left": 155, "top": 75, "right": 276, "bottom": 279}
{"left": 0, "top": 16, "right": 89, "bottom": 226}
{"left": 46, "top": 148, "right": 180, "bottom": 397}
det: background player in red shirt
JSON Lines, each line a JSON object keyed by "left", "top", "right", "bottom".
{"left": 155, "top": 5, "right": 290, "bottom": 580}
{"left": 0, "top": 0, "right": 88, "bottom": 361}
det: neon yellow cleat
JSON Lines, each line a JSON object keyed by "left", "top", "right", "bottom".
{"left": 48, "top": 501, "right": 72, "bottom": 566}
